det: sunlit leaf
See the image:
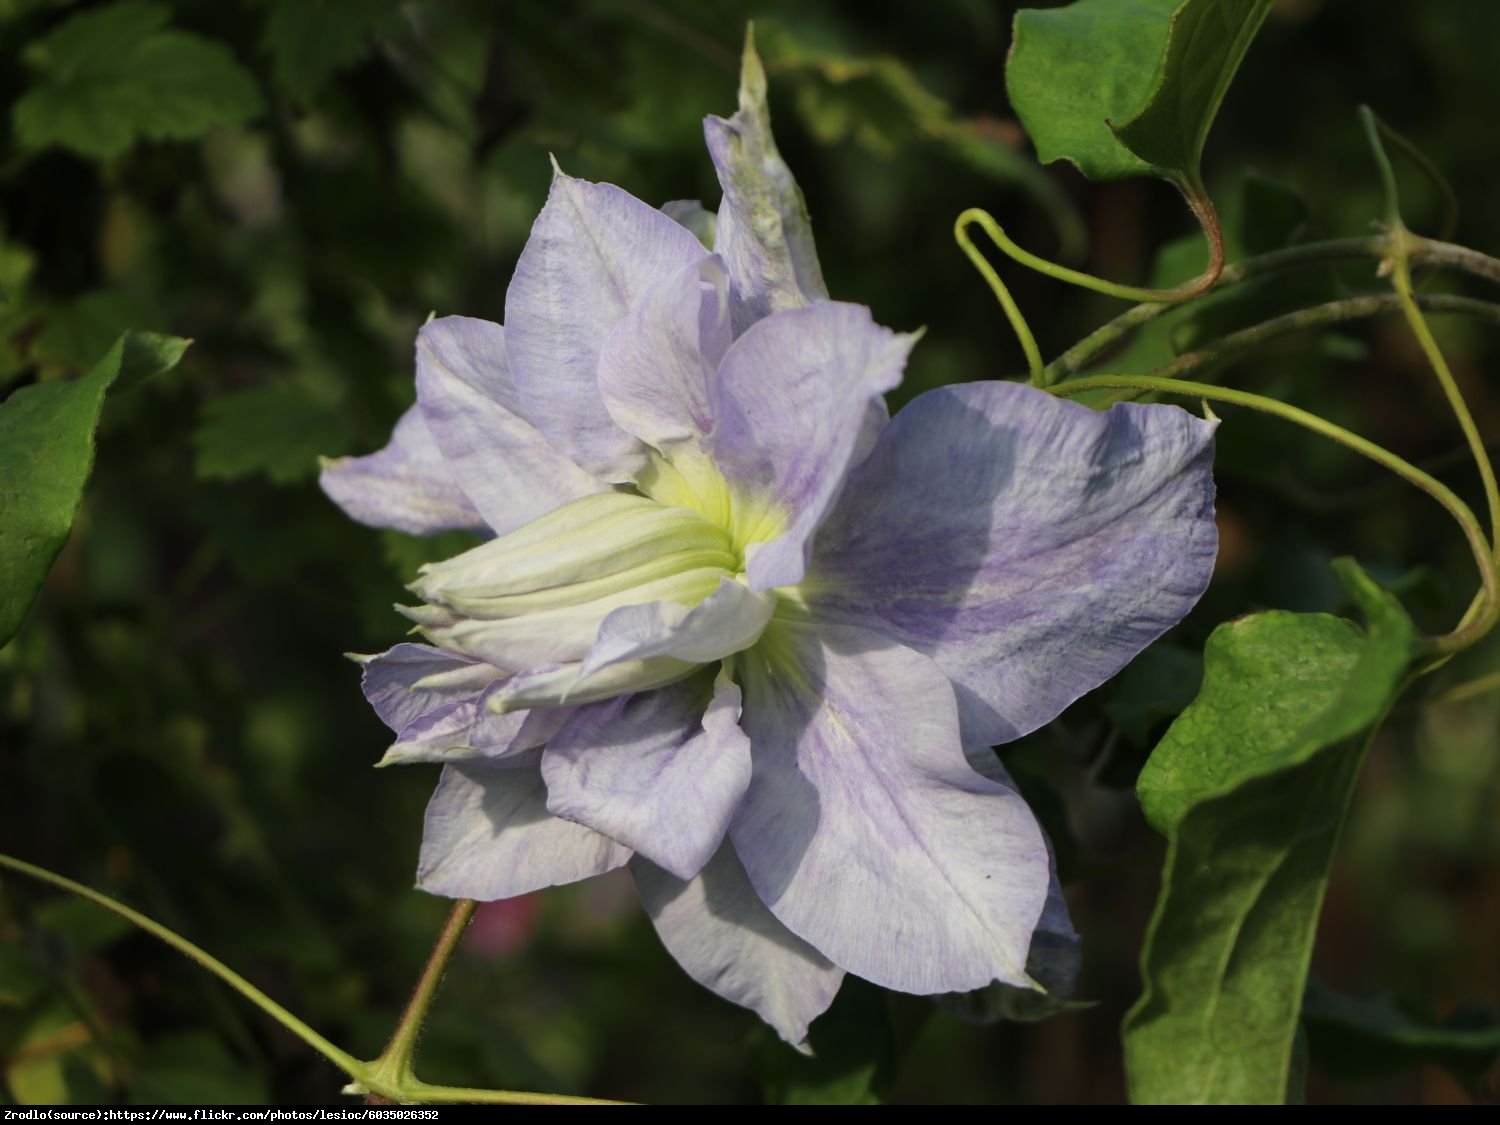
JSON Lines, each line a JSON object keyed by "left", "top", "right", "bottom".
{"left": 1008, "top": 0, "right": 1271, "bottom": 186}
{"left": 1124, "top": 560, "right": 1415, "bottom": 1103}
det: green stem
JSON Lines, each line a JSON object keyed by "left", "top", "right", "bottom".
{"left": 1145, "top": 292, "right": 1500, "bottom": 384}
{"left": 367, "top": 899, "right": 477, "bottom": 1089}
{"left": 954, "top": 208, "right": 1045, "bottom": 383}
{"left": 1424, "top": 668, "right": 1500, "bottom": 708}
{"left": 1364, "top": 109, "right": 1460, "bottom": 242}
{"left": 1047, "top": 376, "right": 1500, "bottom": 655}
{"left": 0, "top": 852, "right": 363, "bottom": 1078}
{"left": 0, "top": 854, "right": 632, "bottom": 1105}
{"left": 1387, "top": 231, "right": 1500, "bottom": 550}
{"left": 1044, "top": 234, "right": 1500, "bottom": 383}
{"left": 957, "top": 190, "right": 1223, "bottom": 309}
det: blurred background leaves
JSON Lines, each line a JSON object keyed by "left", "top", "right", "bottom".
{"left": 0, "top": 0, "right": 1497, "bottom": 1104}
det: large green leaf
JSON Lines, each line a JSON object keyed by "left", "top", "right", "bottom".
{"left": 1123, "top": 560, "right": 1416, "bottom": 1103}
{"left": 1007, "top": 0, "right": 1271, "bottom": 186}
{"left": 14, "top": 1, "right": 264, "bottom": 160}
{"left": 0, "top": 332, "right": 189, "bottom": 646}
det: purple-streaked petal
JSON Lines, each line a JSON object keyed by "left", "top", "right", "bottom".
{"left": 810, "top": 381, "right": 1218, "bottom": 746}
{"left": 357, "top": 643, "right": 499, "bottom": 732}
{"left": 504, "top": 171, "right": 705, "bottom": 480}
{"left": 577, "top": 578, "right": 774, "bottom": 683}
{"left": 597, "top": 254, "right": 731, "bottom": 450}
{"left": 381, "top": 691, "right": 570, "bottom": 768}
{"left": 417, "top": 760, "right": 631, "bottom": 900}
{"left": 730, "top": 622, "right": 1050, "bottom": 995}
{"left": 543, "top": 674, "right": 751, "bottom": 880}
{"left": 661, "top": 199, "right": 716, "bottom": 248}
{"left": 632, "top": 844, "right": 843, "bottom": 1051}
{"left": 710, "top": 302, "right": 915, "bottom": 591}
{"left": 319, "top": 406, "right": 485, "bottom": 535}
{"left": 704, "top": 33, "right": 828, "bottom": 333}
{"left": 416, "top": 316, "right": 606, "bottom": 535}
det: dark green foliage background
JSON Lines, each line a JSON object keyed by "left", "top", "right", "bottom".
{"left": 0, "top": 0, "right": 1497, "bottom": 1104}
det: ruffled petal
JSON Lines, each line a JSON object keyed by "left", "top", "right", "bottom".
{"left": 730, "top": 622, "right": 1050, "bottom": 995}
{"left": 417, "top": 760, "right": 631, "bottom": 900}
{"left": 632, "top": 843, "right": 843, "bottom": 1051}
{"left": 319, "top": 406, "right": 486, "bottom": 535}
{"left": 542, "top": 674, "right": 751, "bottom": 880}
{"left": 416, "top": 316, "right": 606, "bottom": 535}
{"left": 357, "top": 643, "right": 499, "bottom": 732}
{"left": 597, "top": 254, "right": 732, "bottom": 450}
{"left": 703, "top": 32, "right": 828, "bottom": 333}
{"left": 503, "top": 171, "right": 705, "bottom": 480}
{"left": 710, "top": 302, "right": 914, "bottom": 591}
{"left": 810, "top": 381, "right": 1217, "bottom": 745}
{"left": 381, "top": 690, "right": 569, "bottom": 768}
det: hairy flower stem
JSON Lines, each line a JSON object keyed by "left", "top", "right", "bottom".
{"left": 365, "top": 898, "right": 477, "bottom": 1093}
{"left": 1047, "top": 376, "right": 1500, "bottom": 656}
{"left": 0, "top": 853, "right": 627, "bottom": 1105}
{"left": 1043, "top": 235, "right": 1500, "bottom": 383}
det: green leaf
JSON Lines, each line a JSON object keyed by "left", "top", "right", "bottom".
{"left": 260, "top": 0, "right": 401, "bottom": 103}
{"left": 14, "top": 1, "right": 264, "bottom": 160}
{"left": 1123, "top": 560, "right": 1416, "bottom": 1104}
{"left": 1111, "top": 0, "right": 1273, "bottom": 187}
{"left": 0, "top": 331, "right": 189, "bottom": 647}
{"left": 194, "top": 381, "right": 353, "bottom": 485}
{"left": 1302, "top": 983, "right": 1500, "bottom": 1082}
{"left": 1008, "top": 0, "right": 1271, "bottom": 185}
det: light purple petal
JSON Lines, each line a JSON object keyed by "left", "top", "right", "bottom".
{"left": 504, "top": 171, "right": 705, "bottom": 480}
{"left": 710, "top": 302, "right": 915, "bottom": 590}
{"left": 597, "top": 254, "right": 732, "bottom": 450}
{"left": 632, "top": 843, "right": 843, "bottom": 1050}
{"left": 416, "top": 316, "right": 607, "bottom": 535}
{"left": 542, "top": 674, "right": 751, "bottom": 880}
{"left": 704, "top": 33, "right": 828, "bottom": 333}
{"left": 810, "top": 381, "right": 1218, "bottom": 745}
{"left": 382, "top": 690, "right": 570, "bottom": 767}
{"left": 577, "top": 578, "right": 774, "bottom": 683}
{"left": 357, "top": 643, "right": 499, "bottom": 732}
{"left": 417, "top": 760, "right": 631, "bottom": 900}
{"left": 730, "top": 622, "right": 1050, "bottom": 995}
{"left": 319, "top": 406, "right": 486, "bottom": 535}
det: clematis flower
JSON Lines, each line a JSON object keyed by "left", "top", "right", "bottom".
{"left": 320, "top": 37, "right": 1217, "bottom": 1049}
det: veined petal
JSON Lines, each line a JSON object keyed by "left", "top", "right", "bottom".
{"left": 416, "top": 317, "right": 606, "bottom": 535}
{"left": 542, "top": 674, "right": 751, "bottom": 880}
{"left": 578, "top": 578, "right": 774, "bottom": 681}
{"left": 417, "top": 760, "right": 631, "bottom": 900}
{"left": 598, "top": 254, "right": 732, "bottom": 450}
{"left": 710, "top": 302, "right": 915, "bottom": 590}
{"left": 319, "top": 406, "right": 486, "bottom": 535}
{"left": 632, "top": 844, "right": 844, "bottom": 1051}
{"left": 380, "top": 689, "right": 570, "bottom": 768}
{"left": 357, "top": 643, "right": 500, "bottom": 733}
{"left": 730, "top": 622, "right": 1051, "bottom": 995}
{"left": 704, "top": 31, "right": 829, "bottom": 333}
{"left": 810, "top": 381, "right": 1218, "bottom": 746}
{"left": 504, "top": 171, "right": 705, "bottom": 480}
{"left": 419, "top": 567, "right": 729, "bottom": 670}
{"left": 489, "top": 657, "right": 699, "bottom": 714}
